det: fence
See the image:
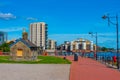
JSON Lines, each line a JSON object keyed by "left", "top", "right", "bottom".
{"left": 0, "top": 52, "right": 10, "bottom": 55}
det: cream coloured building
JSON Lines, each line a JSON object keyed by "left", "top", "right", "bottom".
{"left": 47, "top": 39, "right": 56, "bottom": 50}
{"left": 30, "top": 22, "right": 48, "bottom": 49}
{"left": 70, "top": 38, "right": 95, "bottom": 52}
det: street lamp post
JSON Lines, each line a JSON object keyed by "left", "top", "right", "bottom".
{"left": 102, "top": 14, "right": 119, "bottom": 69}
{"left": 89, "top": 32, "right": 98, "bottom": 60}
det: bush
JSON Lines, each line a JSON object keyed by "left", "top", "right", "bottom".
{"left": 0, "top": 43, "right": 10, "bottom": 52}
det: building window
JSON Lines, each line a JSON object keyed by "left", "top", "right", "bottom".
{"left": 86, "top": 45, "right": 91, "bottom": 50}
{"left": 79, "top": 44, "right": 82, "bottom": 50}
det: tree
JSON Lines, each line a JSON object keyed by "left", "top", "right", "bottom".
{"left": 0, "top": 43, "right": 10, "bottom": 52}
{"left": 101, "top": 47, "right": 108, "bottom": 52}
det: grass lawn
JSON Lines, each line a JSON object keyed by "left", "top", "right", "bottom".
{"left": 0, "top": 56, "right": 71, "bottom": 64}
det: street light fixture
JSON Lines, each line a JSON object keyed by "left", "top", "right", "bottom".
{"left": 102, "top": 14, "right": 119, "bottom": 69}
{"left": 89, "top": 32, "right": 98, "bottom": 60}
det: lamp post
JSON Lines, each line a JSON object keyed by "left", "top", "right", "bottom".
{"left": 102, "top": 14, "right": 119, "bottom": 69}
{"left": 89, "top": 32, "right": 98, "bottom": 60}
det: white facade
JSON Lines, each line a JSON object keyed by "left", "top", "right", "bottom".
{"left": 47, "top": 39, "right": 56, "bottom": 50}
{"left": 82, "top": 42, "right": 86, "bottom": 50}
{"left": 65, "top": 45, "right": 68, "bottom": 50}
{"left": 30, "top": 22, "right": 48, "bottom": 49}
{"left": 76, "top": 42, "right": 79, "bottom": 50}
{"left": 51, "top": 40, "right": 56, "bottom": 50}
{"left": 70, "top": 38, "right": 94, "bottom": 52}
{"left": 90, "top": 41, "right": 93, "bottom": 51}
{"left": 70, "top": 41, "right": 73, "bottom": 51}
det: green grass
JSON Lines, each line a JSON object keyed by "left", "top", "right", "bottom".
{"left": 0, "top": 56, "right": 71, "bottom": 64}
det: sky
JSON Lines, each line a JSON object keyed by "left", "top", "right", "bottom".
{"left": 0, "top": 0, "right": 120, "bottom": 48}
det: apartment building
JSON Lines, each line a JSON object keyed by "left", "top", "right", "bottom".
{"left": 70, "top": 38, "right": 94, "bottom": 52}
{"left": 30, "top": 22, "right": 48, "bottom": 49}
{"left": 47, "top": 39, "right": 57, "bottom": 50}
{"left": 0, "top": 31, "right": 7, "bottom": 45}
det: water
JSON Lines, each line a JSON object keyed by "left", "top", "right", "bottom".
{"left": 60, "top": 52, "right": 120, "bottom": 61}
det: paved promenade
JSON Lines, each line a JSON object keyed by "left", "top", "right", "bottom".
{"left": 0, "top": 64, "right": 70, "bottom": 80}
{"left": 67, "top": 56, "right": 120, "bottom": 80}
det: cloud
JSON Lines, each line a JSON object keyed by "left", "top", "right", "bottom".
{"left": 26, "top": 17, "right": 38, "bottom": 21}
{"left": 0, "top": 27, "right": 26, "bottom": 32}
{"left": 0, "top": 12, "right": 16, "bottom": 20}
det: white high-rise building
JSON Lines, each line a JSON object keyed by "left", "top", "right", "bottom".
{"left": 30, "top": 22, "right": 48, "bottom": 49}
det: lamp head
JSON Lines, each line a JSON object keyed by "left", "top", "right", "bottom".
{"left": 102, "top": 15, "right": 108, "bottom": 19}
{"left": 89, "top": 32, "right": 92, "bottom": 34}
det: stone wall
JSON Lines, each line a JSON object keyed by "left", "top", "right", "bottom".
{"left": 10, "top": 41, "right": 37, "bottom": 61}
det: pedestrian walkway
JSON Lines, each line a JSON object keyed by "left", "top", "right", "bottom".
{"left": 67, "top": 56, "right": 120, "bottom": 80}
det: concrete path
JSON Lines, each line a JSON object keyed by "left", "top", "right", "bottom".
{"left": 0, "top": 64, "right": 70, "bottom": 80}
{"left": 67, "top": 56, "right": 120, "bottom": 80}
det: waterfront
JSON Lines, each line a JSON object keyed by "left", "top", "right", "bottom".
{"left": 59, "top": 51, "right": 120, "bottom": 57}
{"left": 58, "top": 51, "right": 120, "bottom": 66}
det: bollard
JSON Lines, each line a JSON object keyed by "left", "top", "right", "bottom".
{"left": 74, "top": 53, "right": 78, "bottom": 61}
